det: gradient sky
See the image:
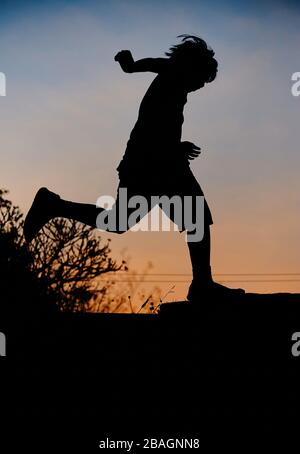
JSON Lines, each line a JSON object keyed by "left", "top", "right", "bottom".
{"left": 1, "top": 0, "right": 300, "bottom": 299}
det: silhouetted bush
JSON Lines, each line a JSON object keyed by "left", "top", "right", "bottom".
{"left": 0, "top": 189, "right": 126, "bottom": 314}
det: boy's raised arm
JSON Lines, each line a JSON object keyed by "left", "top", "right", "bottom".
{"left": 114, "top": 50, "right": 168, "bottom": 73}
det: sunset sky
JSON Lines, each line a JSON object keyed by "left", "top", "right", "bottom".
{"left": 1, "top": 0, "right": 300, "bottom": 300}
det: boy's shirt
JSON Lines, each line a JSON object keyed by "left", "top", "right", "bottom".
{"left": 117, "top": 70, "right": 188, "bottom": 177}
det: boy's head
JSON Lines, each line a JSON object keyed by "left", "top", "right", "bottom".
{"left": 166, "top": 34, "right": 218, "bottom": 91}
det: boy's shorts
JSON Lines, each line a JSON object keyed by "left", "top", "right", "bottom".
{"left": 115, "top": 164, "right": 213, "bottom": 229}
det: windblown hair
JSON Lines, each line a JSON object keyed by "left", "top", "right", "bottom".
{"left": 165, "top": 34, "right": 218, "bottom": 83}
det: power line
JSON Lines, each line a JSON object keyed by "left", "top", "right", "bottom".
{"left": 98, "top": 272, "right": 300, "bottom": 285}
{"left": 98, "top": 279, "right": 300, "bottom": 283}
{"left": 107, "top": 272, "right": 300, "bottom": 276}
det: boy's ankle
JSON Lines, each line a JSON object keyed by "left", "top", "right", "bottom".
{"left": 191, "top": 267, "right": 213, "bottom": 284}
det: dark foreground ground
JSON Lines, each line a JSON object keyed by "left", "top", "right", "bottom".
{"left": 1, "top": 292, "right": 300, "bottom": 450}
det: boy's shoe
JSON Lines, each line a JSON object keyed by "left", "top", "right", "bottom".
{"left": 187, "top": 279, "right": 245, "bottom": 302}
{"left": 24, "top": 187, "right": 60, "bottom": 242}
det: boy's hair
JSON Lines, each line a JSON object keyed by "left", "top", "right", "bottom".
{"left": 165, "top": 34, "right": 218, "bottom": 83}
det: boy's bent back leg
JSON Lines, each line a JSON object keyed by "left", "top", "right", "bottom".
{"left": 24, "top": 186, "right": 151, "bottom": 242}
{"left": 24, "top": 187, "right": 105, "bottom": 242}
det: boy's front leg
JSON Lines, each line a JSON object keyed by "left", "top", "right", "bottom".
{"left": 186, "top": 227, "right": 245, "bottom": 301}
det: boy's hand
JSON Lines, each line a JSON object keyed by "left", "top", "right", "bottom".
{"left": 114, "top": 50, "right": 134, "bottom": 73}
{"left": 181, "top": 141, "right": 201, "bottom": 160}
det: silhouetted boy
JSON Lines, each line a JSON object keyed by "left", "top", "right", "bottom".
{"left": 24, "top": 35, "right": 244, "bottom": 300}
